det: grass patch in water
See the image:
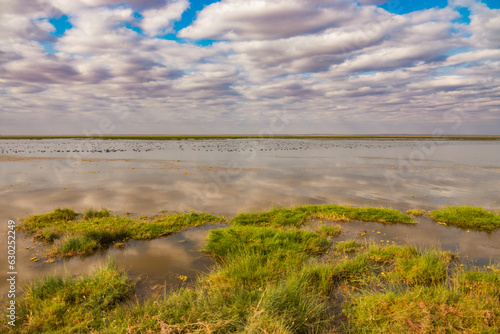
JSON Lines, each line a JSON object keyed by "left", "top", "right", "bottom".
{"left": 298, "top": 204, "right": 414, "bottom": 224}
{"left": 430, "top": 206, "right": 500, "bottom": 232}
{"left": 232, "top": 204, "right": 414, "bottom": 227}
{"left": 20, "top": 209, "right": 223, "bottom": 256}
{"left": 232, "top": 208, "right": 308, "bottom": 227}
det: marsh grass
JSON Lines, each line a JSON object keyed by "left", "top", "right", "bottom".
{"left": 430, "top": 206, "right": 500, "bottom": 231}
{"left": 344, "top": 266, "right": 500, "bottom": 333}
{"left": 102, "top": 225, "right": 334, "bottom": 333}
{"left": 11, "top": 205, "right": 500, "bottom": 333}
{"left": 297, "top": 204, "right": 414, "bottom": 224}
{"left": 232, "top": 204, "right": 414, "bottom": 227}
{"left": 204, "top": 226, "right": 329, "bottom": 259}
{"left": 5, "top": 222, "right": 499, "bottom": 334}
{"left": 20, "top": 209, "right": 223, "bottom": 256}
{"left": 7, "top": 260, "right": 133, "bottom": 334}
{"left": 21, "top": 204, "right": 413, "bottom": 257}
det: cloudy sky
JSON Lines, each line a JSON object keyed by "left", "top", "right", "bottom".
{"left": 1, "top": 0, "right": 499, "bottom": 135}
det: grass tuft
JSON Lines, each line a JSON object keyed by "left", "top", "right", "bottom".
{"left": 316, "top": 225, "right": 342, "bottom": 237}
{"left": 334, "top": 240, "right": 363, "bottom": 253}
{"left": 83, "top": 208, "right": 111, "bottom": 220}
{"left": 406, "top": 208, "right": 426, "bottom": 216}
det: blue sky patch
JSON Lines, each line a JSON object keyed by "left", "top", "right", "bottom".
{"left": 380, "top": 0, "right": 448, "bottom": 15}
{"left": 48, "top": 15, "right": 72, "bottom": 37}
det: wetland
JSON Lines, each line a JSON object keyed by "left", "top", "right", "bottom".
{"left": 1, "top": 138, "right": 499, "bottom": 333}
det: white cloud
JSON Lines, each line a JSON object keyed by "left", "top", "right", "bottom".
{"left": 140, "top": 0, "right": 189, "bottom": 36}
{"left": 179, "top": 0, "right": 378, "bottom": 41}
{"left": 54, "top": 7, "right": 136, "bottom": 55}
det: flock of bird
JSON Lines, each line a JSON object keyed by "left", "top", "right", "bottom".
{"left": 0, "top": 138, "right": 431, "bottom": 157}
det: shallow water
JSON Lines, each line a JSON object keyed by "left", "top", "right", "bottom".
{"left": 2, "top": 225, "right": 222, "bottom": 298}
{"left": 1, "top": 139, "right": 499, "bottom": 295}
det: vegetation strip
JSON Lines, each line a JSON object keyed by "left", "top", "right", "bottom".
{"left": 1, "top": 135, "right": 500, "bottom": 140}
{"left": 233, "top": 204, "right": 415, "bottom": 226}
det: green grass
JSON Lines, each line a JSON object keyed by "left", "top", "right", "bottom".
{"left": 10, "top": 205, "right": 499, "bottom": 333}
{"left": 430, "top": 206, "right": 500, "bottom": 232}
{"left": 20, "top": 209, "right": 223, "bottom": 256}
{"left": 232, "top": 208, "right": 308, "bottom": 227}
{"left": 4, "top": 218, "right": 499, "bottom": 334}
{"left": 316, "top": 225, "right": 342, "bottom": 237}
{"left": 297, "top": 204, "right": 415, "bottom": 224}
{"left": 102, "top": 225, "right": 333, "bottom": 333}
{"left": 386, "top": 250, "right": 453, "bottom": 287}
{"left": 103, "top": 240, "right": 466, "bottom": 333}
{"left": 232, "top": 204, "right": 414, "bottom": 227}
{"left": 204, "top": 226, "right": 329, "bottom": 260}
{"left": 5, "top": 260, "right": 133, "bottom": 334}
{"left": 344, "top": 267, "right": 500, "bottom": 333}
{"left": 22, "top": 208, "right": 78, "bottom": 230}
{"left": 367, "top": 244, "right": 420, "bottom": 264}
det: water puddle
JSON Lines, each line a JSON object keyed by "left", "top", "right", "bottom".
{"left": 307, "top": 218, "right": 499, "bottom": 267}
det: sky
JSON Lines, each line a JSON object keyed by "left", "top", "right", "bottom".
{"left": 1, "top": 0, "right": 499, "bottom": 135}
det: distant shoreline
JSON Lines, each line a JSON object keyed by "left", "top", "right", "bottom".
{"left": 0, "top": 135, "right": 499, "bottom": 140}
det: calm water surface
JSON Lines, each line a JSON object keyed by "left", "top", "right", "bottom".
{"left": 1, "top": 139, "right": 499, "bottom": 295}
